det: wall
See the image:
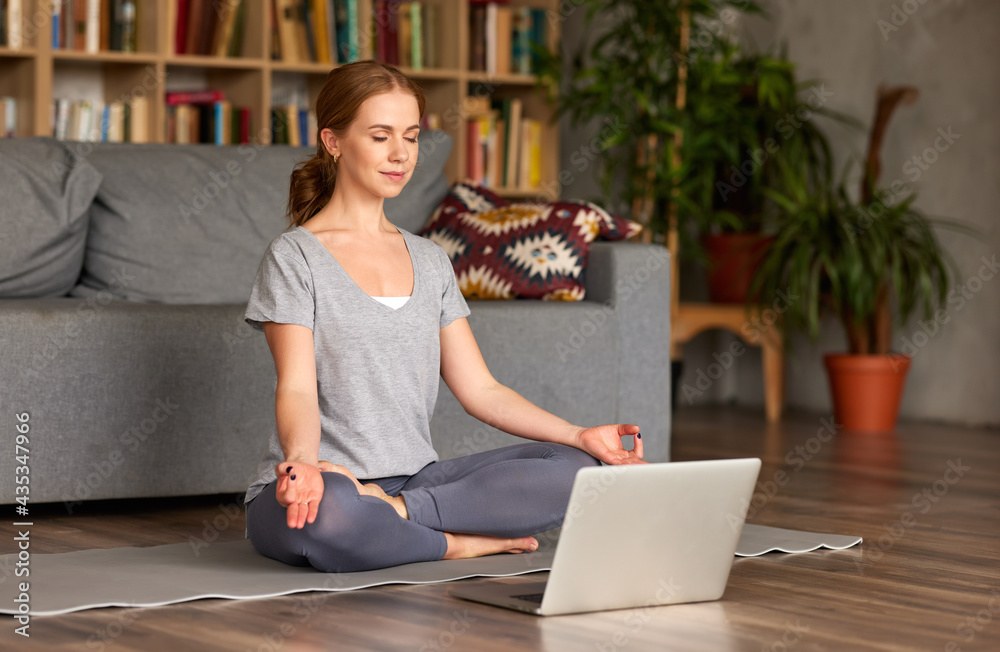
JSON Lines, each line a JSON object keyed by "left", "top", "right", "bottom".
{"left": 559, "top": 0, "right": 1000, "bottom": 426}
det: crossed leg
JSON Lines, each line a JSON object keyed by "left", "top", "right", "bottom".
{"left": 246, "top": 442, "right": 600, "bottom": 572}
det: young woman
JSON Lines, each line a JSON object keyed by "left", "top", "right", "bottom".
{"left": 243, "top": 60, "right": 645, "bottom": 573}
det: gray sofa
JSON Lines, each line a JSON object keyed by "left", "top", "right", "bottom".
{"left": 0, "top": 134, "right": 671, "bottom": 508}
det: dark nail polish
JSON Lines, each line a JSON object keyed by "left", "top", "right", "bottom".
{"left": 290, "top": 474, "right": 296, "bottom": 480}
{"left": 637, "top": 433, "right": 642, "bottom": 439}
{"left": 286, "top": 466, "right": 292, "bottom": 473}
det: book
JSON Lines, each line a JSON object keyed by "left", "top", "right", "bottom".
{"left": 213, "top": 0, "right": 241, "bottom": 58}
{"left": 7, "top": 0, "right": 21, "bottom": 50}
{"left": 238, "top": 107, "right": 251, "bottom": 145}
{"left": 494, "top": 4, "right": 511, "bottom": 76}
{"left": 99, "top": 101, "right": 109, "bottom": 140}
{"left": 268, "top": 0, "right": 280, "bottom": 59}
{"left": 52, "top": 0, "right": 62, "bottom": 49}
{"left": 171, "top": 0, "right": 184, "bottom": 54}
{"left": 410, "top": 1, "right": 421, "bottom": 70}
{"left": 2, "top": 97, "right": 17, "bottom": 138}
{"left": 185, "top": 0, "right": 204, "bottom": 55}
{"left": 505, "top": 98, "right": 521, "bottom": 187}
{"left": 374, "top": 0, "right": 388, "bottom": 61}
{"left": 345, "top": 0, "right": 358, "bottom": 61}
{"left": 199, "top": 0, "right": 219, "bottom": 55}
{"left": 469, "top": 4, "right": 485, "bottom": 71}
{"left": 98, "top": 0, "right": 108, "bottom": 51}
{"left": 84, "top": 0, "right": 98, "bottom": 52}
{"left": 130, "top": 95, "right": 149, "bottom": 143}
{"left": 275, "top": 0, "right": 299, "bottom": 62}
{"left": 227, "top": 0, "right": 247, "bottom": 57}
{"left": 166, "top": 89, "right": 225, "bottom": 105}
{"left": 512, "top": 6, "right": 531, "bottom": 74}
{"left": 527, "top": 118, "right": 542, "bottom": 188}
{"left": 174, "top": 105, "right": 190, "bottom": 143}
{"left": 422, "top": 2, "right": 437, "bottom": 68}
{"left": 384, "top": 0, "right": 399, "bottom": 64}
{"left": 301, "top": 0, "right": 317, "bottom": 62}
{"left": 484, "top": 3, "right": 496, "bottom": 75}
{"left": 271, "top": 105, "right": 288, "bottom": 144}
{"left": 397, "top": 0, "right": 410, "bottom": 67}
{"left": 311, "top": 0, "right": 331, "bottom": 63}
{"left": 530, "top": 8, "right": 547, "bottom": 73}
{"left": 491, "top": 117, "right": 504, "bottom": 188}
{"left": 324, "top": 0, "right": 336, "bottom": 64}
{"left": 107, "top": 101, "right": 124, "bottom": 142}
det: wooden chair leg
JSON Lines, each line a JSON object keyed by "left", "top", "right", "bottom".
{"left": 761, "top": 337, "right": 784, "bottom": 423}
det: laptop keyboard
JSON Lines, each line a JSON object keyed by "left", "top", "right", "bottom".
{"left": 513, "top": 592, "right": 545, "bottom": 604}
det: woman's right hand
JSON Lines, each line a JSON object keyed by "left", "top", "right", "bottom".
{"left": 274, "top": 461, "right": 325, "bottom": 529}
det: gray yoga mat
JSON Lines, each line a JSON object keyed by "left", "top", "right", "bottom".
{"left": 0, "top": 524, "right": 860, "bottom": 617}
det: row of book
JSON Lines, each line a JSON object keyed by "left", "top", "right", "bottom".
{"left": 0, "top": 0, "right": 22, "bottom": 49}
{"left": 465, "top": 97, "right": 542, "bottom": 190}
{"left": 1, "top": 96, "right": 17, "bottom": 137}
{"left": 373, "top": 1, "right": 439, "bottom": 70}
{"left": 470, "top": 2, "right": 549, "bottom": 76}
{"left": 171, "top": 0, "right": 247, "bottom": 57}
{"left": 164, "top": 90, "right": 251, "bottom": 144}
{"left": 52, "top": 96, "right": 150, "bottom": 142}
{"left": 51, "top": 0, "right": 140, "bottom": 53}
{"left": 271, "top": 0, "right": 359, "bottom": 64}
{"left": 270, "top": 104, "right": 318, "bottom": 146}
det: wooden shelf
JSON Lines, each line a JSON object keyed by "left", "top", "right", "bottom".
{"left": 0, "top": 47, "right": 36, "bottom": 58}
{"left": 0, "top": 0, "right": 561, "bottom": 197}
{"left": 52, "top": 51, "right": 161, "bottom": 64}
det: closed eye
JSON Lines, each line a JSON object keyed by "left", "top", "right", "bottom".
{"left": 373, "top": 136, "right": 419, "bottom": 144}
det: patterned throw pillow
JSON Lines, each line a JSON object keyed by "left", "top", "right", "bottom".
{"left": 418, "top": 182, "right": 642, "bottom": 300}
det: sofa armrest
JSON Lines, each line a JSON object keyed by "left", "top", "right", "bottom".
{"left": 585, "top": 241, "right": 672, "bottom": 461}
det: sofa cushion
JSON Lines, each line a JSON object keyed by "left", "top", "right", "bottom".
{"left": 69, "top": 131, "right": 453, "bottom": 304}
{"left": 0, "top": 137, "right": 103, "bottom": 298}
{"left": 418, "top": 182, "right": 642, "bottom": 300}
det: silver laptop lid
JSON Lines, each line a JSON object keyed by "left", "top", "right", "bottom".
{"left": 539, "top": 458, "right": 762, "bottom": 614}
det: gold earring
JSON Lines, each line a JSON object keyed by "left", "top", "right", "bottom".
{"left": 333, "top": 154, "right": 339, "bottom": 164}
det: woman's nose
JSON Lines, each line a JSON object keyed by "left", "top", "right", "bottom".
{"left": 390, "top": 138, "right": 409, "bottom": 161}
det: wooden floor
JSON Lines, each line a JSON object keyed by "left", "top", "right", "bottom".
{"left": 2, "top": 407, "right": 999, "bottom": 651}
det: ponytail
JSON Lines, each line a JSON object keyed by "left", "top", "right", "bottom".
{"left": 287, "top": 145, "right": 337, "bottom": 228}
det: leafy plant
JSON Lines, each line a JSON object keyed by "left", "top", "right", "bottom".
{"left": 686, "top": 43, "right": 856, "bottom": 236}
{"left": 534, "top": 0, "right": 766, "bottom": 253}
{"left": 534, "top": 0, "right": 855, "bottom": 261}
{"left": 749, "top": 158, "right": 972, "bottom": 355}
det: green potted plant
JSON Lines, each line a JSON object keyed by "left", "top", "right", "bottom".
{"left": 533, "top": 0, "right": 765, "bottom": 256}
{"left": 686, "top": 44, "right": 851, "bottom": 303}
{"left": 534, "top": 0, "right": 855, "bottom": 306}
{"left": 749, "top": 124, "right": 971, "bottom": 432}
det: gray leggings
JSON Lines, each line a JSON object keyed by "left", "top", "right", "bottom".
{"left": 246, "top": 442, "right": 600, "bottom": 572}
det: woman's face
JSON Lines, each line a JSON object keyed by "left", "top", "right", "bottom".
{"left": 327, "top": 90, "right": 421, "bottom": 200}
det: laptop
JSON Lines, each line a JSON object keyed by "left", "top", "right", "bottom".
{"left": 448, "top": 457, "right": 762, "bottom": 616}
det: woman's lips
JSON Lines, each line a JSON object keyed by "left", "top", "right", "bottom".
{"left": 380, "top": 171, "right": 406, "bottom": 181}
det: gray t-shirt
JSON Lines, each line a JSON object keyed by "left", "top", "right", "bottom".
{"left": 242, "top": 224, "right": 471, "bottom": 506}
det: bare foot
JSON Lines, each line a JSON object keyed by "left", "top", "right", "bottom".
{"left": 362, "top": 483, "right": 409, "bottom": 520}
{"left": 442, "top": 533, "right": 539, "bottom": 560}
{"left": 317, "top": 461, "right": 410, "bottom": 520}
{"left": 317, "top": 461, "right": 366, "bottom": 493}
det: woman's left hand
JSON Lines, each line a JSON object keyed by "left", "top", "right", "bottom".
{"left": 575, "top": 423, "right": 646, "bottom": 465}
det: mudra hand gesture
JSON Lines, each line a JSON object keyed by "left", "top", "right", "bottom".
{"left": 273, "top": 461, "right": 329, "bottom": 529}
{"left": 575, "top": 423, "right": 646, "bottom": 465}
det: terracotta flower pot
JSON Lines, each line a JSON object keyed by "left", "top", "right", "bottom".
{"left": 824, "top": 353, "right": 912, "bottom": 433}
{"left": 703, "top": 233, "right": 773, "bottom": 304}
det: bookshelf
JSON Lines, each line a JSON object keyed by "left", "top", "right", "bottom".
{"left": 0, "top": 0, "right": 562, "bottom": 199}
